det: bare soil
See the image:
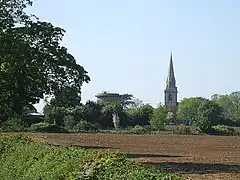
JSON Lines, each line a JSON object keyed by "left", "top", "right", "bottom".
{"left": 26, "top": 133, "right": 240, "bottom": 180}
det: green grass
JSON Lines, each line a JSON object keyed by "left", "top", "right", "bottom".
{"left": 0, "top": 134, "right": 182, "bottom": 180}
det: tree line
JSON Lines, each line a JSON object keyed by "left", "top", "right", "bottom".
{"left": 0, "top": 1, "right": 239, "bottom": 135}
{"left": 41, "top": 92, "right": 240, "bottom": 133}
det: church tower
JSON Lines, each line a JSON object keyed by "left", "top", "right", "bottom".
{"left": 164, "top": 53, "right": 178, "bottom": 113}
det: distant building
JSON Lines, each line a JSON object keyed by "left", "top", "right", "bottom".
{"left": 95, "top": 92, "right": 127, "bottom": 102}
{"left": 23, "top": 106, "right": 44, "bottom": 125}
{"left": 164, "top": 53, "right": 178, "bottom": 115}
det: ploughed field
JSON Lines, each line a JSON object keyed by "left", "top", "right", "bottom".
{"left": 28, "top": 133, "right": 240, "bottom": 180}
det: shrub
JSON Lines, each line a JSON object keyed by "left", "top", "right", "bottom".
{"left": 73, "top": 120, "right": 97, "bottom": 132}
{"left": 0, "top": 134, "right": 182, "bottom": 180}
{"left": 44, "top": 105, "right": 68, "bottom": 126}
{"left": 212, "top": 125, "right": 236, "bottom": 136}
{"left": 28, "top": 122, "right": 68, "bottom": 133}
{"left": 172, "top": 126, "right": 193, "bottom": 135}
{"left": 129, "top": 125, "right": 146, "bottom": 134}
{"left": 64, "top": 115, "right": 76, "bottom": 130}
{"left": 0, "top": 116, "right": 27, "bottom": 132}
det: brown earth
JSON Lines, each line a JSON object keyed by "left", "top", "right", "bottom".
{"left": 26, "top": 133, "right": 240, "bottom": 180}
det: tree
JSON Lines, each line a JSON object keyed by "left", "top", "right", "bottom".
{"left": 228, "top": 92, "right": 240, "bottom": 122}
{"left": 82, "top": 101, "right": 102, "bottom": 123}
{"left": 195, "top": 99, "right": 223, "bottom": 133}
{"left": 126, "top": 104, "right": 154, "bottom": 126}
{"left": 0, "top": 0, "right": 90, "bottom": 121}
{"left": 101, "top": 101, "right": 123, "bottom": 129}
{"left": 120, "top": 94, "right": 134, "bottom": 108}
{"left": 165, "top": 112, "right": 174, "bottom": 124}
{"left": 149, "top": 105, "right": 168, "bottom": 130}
{"left": 128, "top": 98, "right": 144, "bottom": 108}
{"left": 177, "top": 97, "right": 206, "bottom": 124}
{"left": 212, "top": 92, "right": 240, "bottom": 123}
{"left": 43, "top": 105, "right": 68, "bottom": 126}
{"left": 211, "top": 94, "right": 232, "bottom": 120}
{"left": 0, "top": 0, "right": 34, "bottom": 31}
{"left": 49, "top": 87, "right": 82, "bottom": 108}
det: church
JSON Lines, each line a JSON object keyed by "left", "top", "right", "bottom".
{"left": 164, "top": 53, "right": 178, "bottom": 115}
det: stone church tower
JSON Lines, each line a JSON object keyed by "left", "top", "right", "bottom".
{"left": 164, "top": 53, "right": 178, "bottom": 114}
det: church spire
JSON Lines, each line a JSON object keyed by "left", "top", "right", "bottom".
{"left": 166, "top": 52, "right": 176, "bottom": 89}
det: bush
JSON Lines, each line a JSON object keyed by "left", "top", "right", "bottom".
{"left": 144, "top": 125, "right": 156, "bottom": 131}
{"left": 172, "top": 126, "right": 193, "bottom": 135}
{"left": 28, "top": 122, "right": 68, "bottom": 133}
{"left": 212, "top": 125, "right": 236, "bottom": 136}
{"left": 44, "top": 105, "right": 68, "bottom": 126}
{"left": 0, "top": 134, "right": 182, "bottom": 180}
{"left": 64, "top": 115, "right": 76, "bottom": 130}
{"left": 129, "top": 125, "right": 146, "bottom": 134}
{"left": 0, "top": 117, "right": 27, "bottom": 132}
{"left": 73, "top": 120, "right": 97, "bottom": 132}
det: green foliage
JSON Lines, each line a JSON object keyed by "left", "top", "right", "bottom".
{"left": 172, "top": 126, "right": 194, "bottom": 135}
{"left": 64, "top": 115, "right": 76, "bottom": 130}
{"left": 150, "top": 105, "right": 167, "bottom": 130}
{"left": 212, "top": 125, "right": 237, "bottom": 136}
{"left": 0, "top": 116, "right": 26, "bottom": 132}
{"left": 69, "top": 153, "right": 181, "bottom": 180}
{"left": 73, "top": 121, "right": 97, "bottom": 132}
{"left": 126, "top": 104, "right": 154, "bottom": 126}
{"left": 212, "top": 92, "right": 240, "bottom": 124}
{"left": 0, "top": 134, "right": 96, "bottom": 180}
{"left": 0, "top": 134, "right": 182, "bottom": 180}
{"left": 28, "top": 122, "right": 67, "bottom": 133}
{"left": 165, "top": 112, "right": 174, "bottom": 124}
{"left": 129, "top": 125, "right": 146, "bottom": 134}
{"left": 0, "top": 0, "right": 90, "bottom": 121}
{"left": 100, "top": 101, "right": 123, "bottom": 129}
{"left": 0, "top": 0, "right": 33, "bottom": 30}
{"left": 49, "top": 87, "right": 82, "bottom": 108}
{"left": 81, "top": 101, "right": 102, "bottom": 123}
{"left": 177, "top": 97, "right": 206, "bottom": 124}
{"left": 43, "top": 105, "right": 68, "bottom": 126}
{"left": 101, "top": 101, "right": 122, "bottom": 115}
{"left": 121, "top": 94, "right": 134, "bottom": 108}
{"left": 194, "top": 99, "right": 223, "bottom": 133}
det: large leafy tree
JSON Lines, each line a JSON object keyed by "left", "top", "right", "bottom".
{"left": 81, "top": 101, "right": 102, "bottom": 123}
{"left": 0, "top": 0, "right": 34, "bottom": 30}
{"left": 212, "top": 92, "right": 240, "bottom": 123}
{"left": 195, "top": 99, "right": 223, "bottom": 133}
{"left": 177, "top": 97, "right": 206, "bottom": 124}
{"left": 49, "top": 86, "right": 83, "bottom": 108}
{"left": 149, "top": 105, "right": 168, "bottom": 130}
{"left": 0, "top": 0, "right": 90, "bottom": 121}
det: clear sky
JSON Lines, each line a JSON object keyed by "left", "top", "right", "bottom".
{"left": 27, "top": 0, "right": 240, "bottom": 112}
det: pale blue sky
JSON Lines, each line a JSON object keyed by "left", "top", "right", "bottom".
{"left": 27, "top": 0, "right": 240, "bottom": 111}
